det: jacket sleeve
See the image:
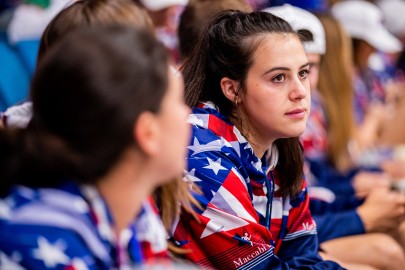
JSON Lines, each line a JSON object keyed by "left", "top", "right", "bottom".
{"left": 312, "top": 210, "right": 365, "bottom": 243}
{"left": 309, "top": 192, "right": 363, "bottom": 213}
{"left": 172, "top": 150, "right": 343, "bottom": 269}
{"left": 307, "top": 158, "right": 357, "bottom": 196}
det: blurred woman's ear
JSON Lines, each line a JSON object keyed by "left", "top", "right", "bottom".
{"left": 133, "top": 112, "right": 160, "bottom": 156}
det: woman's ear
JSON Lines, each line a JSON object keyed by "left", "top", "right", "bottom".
{"left": 220, "top": 77, "right": 240, "bottom": 103}
{"left": 133, "top": 112, "right": 160, "bottom": 156}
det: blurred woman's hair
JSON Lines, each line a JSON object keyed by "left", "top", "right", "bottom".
{"left": 316, "top": 13, "right": 356, "bottom": 172}
{"left": 0, "top": 25, "right": 169, "bottom": 192}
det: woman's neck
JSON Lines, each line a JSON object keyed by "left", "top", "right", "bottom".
{"left": 249, "top": 140, "right": 270, "bottom": 160}
{"left": 96, "top": 149, "right": 155, "bottom": 233}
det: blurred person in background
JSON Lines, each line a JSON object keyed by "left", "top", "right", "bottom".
{"left": 310, "top": 12, "right": 405, "bottom": 270}
{"left": 332, "top": 0, "right": 402, "bottom": 152}
{"left": 177, "top": 0, "right": 253, "bottom": 62}
{"left": 0, "top": 0, "right": 199, "bottom": 265}
{"left": 0, "top": 24, "right": 192, "bottom": 269}
{"left": 376, "top": 0, "right": 405, "bottom": 147}
{"left": 0, "top": 0, "right": 70, "bottom": 111}
{"left": 134, "top": 0, "right": 188, "bottom": 64}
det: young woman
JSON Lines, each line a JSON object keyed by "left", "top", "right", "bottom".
{"left": 0, "top": 0, "right": 198, "bottom": 260}
{"left": 0, "top": 25, "right": 191, "bottom": 269}
{"left": 170, "top": 10, "right": 342, "bottom": 269}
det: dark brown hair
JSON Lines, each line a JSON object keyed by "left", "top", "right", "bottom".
{"left": 0, "top": 25, "right": 168, "bottom": 192}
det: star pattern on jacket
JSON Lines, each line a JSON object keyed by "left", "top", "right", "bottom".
{"left": 32, "top": 237, "right": 70, "bottom": 268}
{"left": 187, "top": 137, "right": 222, "bottom": 156}
{"left": 203, "top": 158, "right": 227, "bottom": 175}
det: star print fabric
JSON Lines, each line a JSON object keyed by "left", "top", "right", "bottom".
{"left": 0, "top": 182, "right": 168, "bottom": 269}
{"left": 171, "top": 102, "right": 342, "bottom": 269}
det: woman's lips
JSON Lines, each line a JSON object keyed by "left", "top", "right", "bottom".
{"left": 285, "top": 108, "right": 306, "bottom": 119}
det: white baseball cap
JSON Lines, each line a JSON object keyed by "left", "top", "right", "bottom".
{"left": 378, "top": 0, "right": 405, "bottom": 37}
{"left": 332, "top": 0, "right": 402, "bottom": 53}
{"left": 263, "top": 4, "right": 326, "bottom": 55}
{"left": 140, "top": 0, "right": 188, "bottom": 11}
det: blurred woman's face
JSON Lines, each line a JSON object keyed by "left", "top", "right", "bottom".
{"left": 154, "top": 69, "right": 190, "bottom": 182}
{"left": 307, "top": 53, "right": 322, "bottom": 91}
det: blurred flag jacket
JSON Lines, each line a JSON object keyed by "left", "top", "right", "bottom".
{"left": 0, "top": 183, "right": 168, "bottom": 269}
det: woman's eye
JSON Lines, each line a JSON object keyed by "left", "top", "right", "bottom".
{"left": 272, "top": 74, "right": 285, "bottom": 82}
{"left": 299, "top": 69, "right": 309, "bottom": 78}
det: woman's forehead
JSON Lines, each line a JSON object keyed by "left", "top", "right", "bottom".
{"left": 250, "top": 34, "right": 306, "bottom": 63}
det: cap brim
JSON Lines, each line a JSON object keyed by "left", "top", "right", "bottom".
{"left": 365, "top": 27, "right": 402, "bottom": 53}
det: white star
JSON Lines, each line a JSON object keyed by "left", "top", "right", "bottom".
{"left": 32, "top": 237, "right": 69, "bottom": 268}
{"left": 203, "top": 158, "right": 227, "bottom": 175}
{"left": 0, "top": 251, "right": 25, "bottom": 270}
{"left": 187, "top": 138, "right": 222, "bottom": 156}
{"left": 184, "top": 169, "right": 202, "bottom": 189}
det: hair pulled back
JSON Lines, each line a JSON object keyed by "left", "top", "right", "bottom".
{"left": 0, "top": 25, "right": 169, "bottom": 194}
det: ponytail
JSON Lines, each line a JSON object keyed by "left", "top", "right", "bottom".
{"left": 0, "top": 127, "right": 81, "bottom": 195}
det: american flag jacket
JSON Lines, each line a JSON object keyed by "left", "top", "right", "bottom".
{"left": 171, "top": 102, "right": 343, "bottom": 269}
{"left": 0, "top": 182, "right": 168, "bottom": 269}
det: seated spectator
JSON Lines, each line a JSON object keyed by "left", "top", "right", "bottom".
{"left": 332, "top": 0, "right": 402, "bottom": 152}
{"left": 170, "top": 9, "right": 343, "bottom": 269}
{"left": 178, "top": 0, "right": 252, "bottom": 62}
{"left": 0, "top": 0, "right": 198, "bottom": 267}
{"left": 0, "top": 0, "right": 70, "bottom": 110}
{"left": 0, "top": 24, "right": 192, "bottom": 269}
{"left": 134, "top": 0, "right": 189, "bottom": 63}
